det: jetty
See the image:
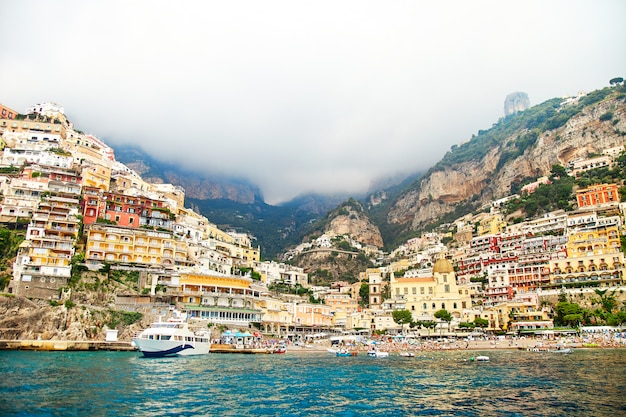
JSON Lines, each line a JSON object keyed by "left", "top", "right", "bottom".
{"left": 0, "top": 339, "right": 136, "bottom": 352}
{"left": 210, "top": 343, "right": 270, "bottom": 354}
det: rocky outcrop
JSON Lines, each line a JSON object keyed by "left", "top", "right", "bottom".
{"left": 504, "top": 92, "right": 530, "bottom": 116}
{"left": 326, "top": 202, "right": 383, "bottom": 248}
{"left": 388, "top": 94, "right": 626, "bottom": 231}
{"left": 0, "top": 291, "right": 149, "bottom": 342}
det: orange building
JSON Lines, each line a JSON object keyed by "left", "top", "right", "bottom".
{"left": 576, "top": 184, "right": 619, "bottom": 208}
{"left": 0, "top": 103, "right": 17, "bottom": 120}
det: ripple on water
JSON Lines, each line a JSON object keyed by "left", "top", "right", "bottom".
{"left": 1, "top": 349, "right": 625, "bottom": 416}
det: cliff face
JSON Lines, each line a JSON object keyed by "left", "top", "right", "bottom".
{"left": 325, "top": 203, "right": 384, "bottom": 248}
{"left": 387, "top": 94, "right": 626, "bottom": 231}
{"left": 0, "top": 296, "right": 150, "bottom": 341}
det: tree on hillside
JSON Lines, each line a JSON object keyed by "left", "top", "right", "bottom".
{"left": 474, "top": 317, "right": 489, "bottom": 329}
{"left": 594, "top": 289, "right": 617, "bottom": 314}
{"left": 392, "top": 309, "right": 413, "bottom": 334}
{"left": 554, "top": 302, "right": 583, "bottom": 327}
{"left": 610, "top": 77, "right": 624, "bottom": 86}
{"left": 550, "top": 164, "right": 568, "bottom": 180}
{"left": 434, "top": 309, "right": 453, "bottom": 333}
{"left": 358, "top": 283, "right": 369, "bottom": 307}
{"left": 420, "top": 320, "right": 437, "bottom": 335}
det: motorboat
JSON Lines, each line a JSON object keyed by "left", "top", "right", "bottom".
{"left": 400, "top": 352, "right": 415, "bottom": 357}
{"left": 336, "top": 348, "right": 358, "bottom": 357}
{"left": 471, "top": 355, "right": 490, "bottom": 362}
{"left": 132, "top": 314, "right": 211, "bottom": 357}
{"left": 367, "top": 349, "right": 389, "bottom": 358}
{"left": 550, "top": 347, "right": 572, "bottom": 354}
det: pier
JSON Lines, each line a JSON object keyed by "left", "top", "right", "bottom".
{"left": 209, "top": 343, "right": 270, "bottom": 354}
{"left": 0, "top": 339, "right": 136, "bottom": 352}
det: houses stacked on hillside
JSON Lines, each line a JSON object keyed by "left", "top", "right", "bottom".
{"left": 1, "top": 100, "right": 625, "bottom": 339}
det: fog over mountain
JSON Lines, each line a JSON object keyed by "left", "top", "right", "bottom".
{"left": 1, "top": 0, "right": 624, "bottom": 204}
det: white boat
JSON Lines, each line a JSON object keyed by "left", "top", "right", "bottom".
{"left": 132, "top": 315, "right": 211, "bottom": 358}
{"left": 400, "top": 352, "right": 415, "bottom": 357}
{"left": 550, "top": 347, "right": 572, "bottom": 354}
{"left": 367, "top": 350, "right": 389, "bottom": 358}
{"left": 472, "top": 355, "right": 490, "bottom": 362}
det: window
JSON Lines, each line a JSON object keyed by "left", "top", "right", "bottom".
{"left": 420, "top": 287, "right": 424, "bottom": 294}
{"left": 423, "top": 303, "right": 427, "bottom": 310}
{"left": 441, "top": 303, "right": 445, "bottom": 309}
{"left": 429, "top": 287, "right": 433, "bottom": 294}
{"left": 445, "top": 284, "right": 450, "bottom": 293}
{"left": 412, "top": 287, "right": 416, "bottom": 295}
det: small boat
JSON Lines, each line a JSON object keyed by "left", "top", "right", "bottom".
{"left": 367, "top": 350, "right": 389, "bottom": 358}
{"left": 400, "top": 352, "right": 415, "bottom": 357}
{"left": 271, "top": 344, "right": 287, "bottom": 354}
{"left": 336, "top": 348, "right": 358, "bottom": 357}
{"left": 550, "top": 347, "right": 572, "bottom": 354}
{"left": 471, "top": 355, "right": 490, "bottom": 362}
{"left": 132, "top": 314, "right": 211, "bottom": 358}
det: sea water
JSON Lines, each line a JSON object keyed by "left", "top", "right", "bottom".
{"left": 0, "top": 349, "right": 624, "bottom": 417}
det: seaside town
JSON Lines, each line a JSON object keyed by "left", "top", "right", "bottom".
{"left": 0, "top": 100, "right": 625, "bottom": 355}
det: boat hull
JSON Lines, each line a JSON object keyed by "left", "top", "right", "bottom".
{"left": 132, "top": 338, "right": 211, "bottom": 357}
{"left": 367, "top": 351, "right": 389, "bottom": 358}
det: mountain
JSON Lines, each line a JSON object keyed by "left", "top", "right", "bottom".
{"left": 113, "top": 144, "right": 262, "bottom": 204}
{"left": 381, "top": 85, "right": 626, "bottom": 246}
{"left": 111, "top": 83, "right": 626, "bottom": 260}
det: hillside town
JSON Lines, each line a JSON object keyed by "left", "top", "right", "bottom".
{"left": 0, "top": 100, "right": 625, "bottom": 345}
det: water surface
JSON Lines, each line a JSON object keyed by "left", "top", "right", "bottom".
{"left": 0, "top": 349, "right": 624, "bottom": 416}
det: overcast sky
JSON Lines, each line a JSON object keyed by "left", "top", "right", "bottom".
{"left": 1, "top": 1, "right": 624, "bottom": 204}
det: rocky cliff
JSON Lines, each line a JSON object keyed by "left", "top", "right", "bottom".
{"left": 320, "top": 200, "right": 383, "bottom": 248}
{"left": 387, "top": 89, "right": 626, "bottom": 231}
{"left": 326, "top": 204, "right": 384, "bottom": 248}
{"left": 0, "top": 295, "right": 150, "bottom": 341}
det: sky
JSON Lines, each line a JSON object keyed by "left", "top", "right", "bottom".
{"left": 1, "top": 1, "right": 624, "bottom": 205}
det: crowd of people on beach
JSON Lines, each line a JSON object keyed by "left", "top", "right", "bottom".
{"left": 273, "top": 330, "right": 626, "bottom": 353}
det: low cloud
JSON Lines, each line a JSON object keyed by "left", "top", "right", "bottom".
{"left": 1, "top": 1, "right": 624, "bottom": 204}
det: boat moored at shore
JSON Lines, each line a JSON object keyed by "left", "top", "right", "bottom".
{"left": 132, "top": 314, "right": 211, "bottom": 358}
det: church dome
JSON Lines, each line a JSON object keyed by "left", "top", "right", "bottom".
{"left": 433, "top": 257, "right": 454, "bottom": 274}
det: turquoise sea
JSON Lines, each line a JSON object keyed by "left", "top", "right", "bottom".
{"left": 0, "top": 348, "right": 624, "bottom": 417}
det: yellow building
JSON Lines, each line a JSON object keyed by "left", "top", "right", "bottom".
{"left": 549, "top": 224, "right": 624, "bottom": 287}
{"left": 172, "top": 271, "right": 264, "bottom": 326}
{"left": 390, "top": 258, "right": 472, "bottom": 321}
{"left": 257, "top": 298, "right": 294, "bottom": 334}
{"left": 477, "top": 213, "right": 507, "bottom": 236}
{"left": 325, "top": 292, "right": 360, "bottom": 326}
{"left": 81, "top": 162, "right": 112, "bottom": 191}
{"left": 0, "top": 117, "right": 67, "bottom": 140}
{"left": 567, "top": 225, "right": 621, "bottom": 257}
{"left": 291, "top": 302, "right": 333, "bottom": 327}
{"left": 85, "top": 224, "right": 189, "bottom": 266}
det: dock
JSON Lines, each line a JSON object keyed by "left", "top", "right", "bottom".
{"left": 0, "top": 339, "right": 136, "bottom": 352}
{"left": 210, "top": 343, "right": 271, "bottom": 354}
